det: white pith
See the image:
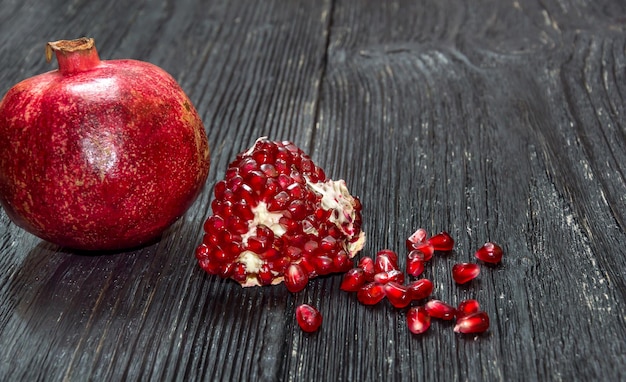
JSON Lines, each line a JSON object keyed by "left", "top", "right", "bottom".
{"left": 307, "top": 178, "right": 366, "bottom": 256}
{"left": 241, "top": 201, "right": 286, "bottom": 244}
{"left": 237, "top": 178, "right": 366, "bottom": 287}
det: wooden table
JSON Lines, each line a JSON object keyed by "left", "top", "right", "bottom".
{"left": 1, "top": 1, "right": 625, "bottom": 380}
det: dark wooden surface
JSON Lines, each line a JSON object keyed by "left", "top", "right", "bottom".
{"left": 1, "top": 0, "right": 626, "bottom": 380}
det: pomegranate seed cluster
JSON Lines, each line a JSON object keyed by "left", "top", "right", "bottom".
{"left": 339, "top": 229, "right": 504, "bottom": 335}
{"left": 196, "top": 138, "right": 365, "bottom": 290}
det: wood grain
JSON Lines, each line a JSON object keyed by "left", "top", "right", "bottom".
{"left": 0, "top": 0, "right": 625, "bottom": 381}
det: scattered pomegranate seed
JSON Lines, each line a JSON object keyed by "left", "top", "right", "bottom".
{"left": 428, "top": 231, "right": 454, "bottom": 251}
{"left": 474, "top": 242, "right": 503, "bottom": 264}
{"left": 340, "top": 268, "right": 367, "bottom": 292}
{"left": 407, "top": 228, "right": 429, "bottom": 244}
{"left": 295, "top": 304, "right": 322, "bottom": 333}
{"left": 357, "top": 282, "right": 386, "bottom": 305}
{"left": 284, "top": 263, "right": 309, "bottom": 292}
{"left": 338, "top": 229, "right": 498, "bottom": 339}
{"left": 457, "top": 299, "right": 480, "bottom": 318}
{"left": 376, "top": 249, "right": 398, "bottom": 264}
{"left": 406, "top": 228, "right": 429, "bottom": 250}
{"left": 424, "top": 299, "right": 457, "bottom": 320}
{"left": 407, "top": 257, "right": 425, "bottom": 277}
{"left": 407, "top": 306, "right": 431, "bottom": 334}
{"left": 356, "top": 257, "right": 375, "bottom": 280}
{"left": 407, "top": 249, "right": 426, "bottom": 262}
{"left": 373, "top": 269, "right": 405, "bottom": 284}
{"left": 407, "top": 279, "right": 434, "bottom": 301}
{"left": 374, "top": 251, "right": 399, "bottom": 273}
{"left": 454, "top": 311, "right": 490, "bottom": 334}
{"left": 409, "top": 242, "right": 434, "bottom": 260}
{"left": 452, "top": 263, "right": 480, "bottom": 284}
{"left": 356, "top": 282, "right": 385, "bottom": 305}
{"left": 383, "top": 282, "right": 412, "bottom": 308}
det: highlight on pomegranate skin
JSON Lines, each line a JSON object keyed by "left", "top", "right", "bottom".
{"left": 0, "top": 37, "right": 210, "bottom": 250}
{"left": 196, "top": 137, "right": 365, "bottom": 291}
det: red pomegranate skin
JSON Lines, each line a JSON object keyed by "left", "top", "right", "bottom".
{"left": 0, "top": 38, "right": 210, "bottom": 250}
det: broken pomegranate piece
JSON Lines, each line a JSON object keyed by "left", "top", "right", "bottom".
{"left": 196, "top": 138, "right": 366, "bottom": 290}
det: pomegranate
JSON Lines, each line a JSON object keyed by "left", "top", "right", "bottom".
{"left": 196, "top": 138, "right": 365, "bottom": 289}
{"left": 0, "top": 38, "right": 210, "bottom": 250}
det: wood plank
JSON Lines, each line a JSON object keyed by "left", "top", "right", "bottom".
{"left": 0, "top": 0, "right": 332, "bottom": 380}
{"left": 299, "top": 0, "right": 626, "bottom": 381}
{"left": 0, "top": 0, "right": 625, "bottom": 381}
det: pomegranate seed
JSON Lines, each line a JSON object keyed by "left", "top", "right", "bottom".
{"left": 357, "top": 282, "right": 386, "bottom": 305}
{"left": 407, "top": 306, "right": 431, "bottom": 334}
{"left": 333, "top": 251, "right": 353, "bottom": 272}
{"left": 408, "top": 242, "right": 435, "bottom": 260}
{"left": 295, "top": 304, "right": 322, "bottom": 333}
{"left": 373, "top": 269, "right": 405, "bottom": 284}
{"left": 406, "top": 228, "right": 429, "bottom": 245}
{"left": 340, "top": 268, "right": 366, "bottom": 292}
{"left": 407, "top": 257, "right": 425, "bottom": 277}
{"left": 284, "top": 263, "right": 309, "bottom": 293}
{"left": 457, "top": 299, "right": 480, "bottom": 318}
{"left": 452, "top": 263, "right": 480, "bottom": 284}
{"left": 232, "top": 263, "right": 248, "bottom": 283}
{"left": 424, "top": 299, "right": 456, "bottom": 320}
{"left": 407, "top": 279, "right": 434, "bottom": 301}
{"left": 376, "top": 249, "right": 398, "bottom": 264}
{"left": 407, "top": 249, "right": 425, "bottom": 262}
{"left": 383, "top": 282, "right": 411, "bottom": 308}
{"left": 374, "top": 251, "right": 398, "bottom": 273}
{"left": 257, "top": 264, "right": 274, "bottom": 285}
{"left": 475, "top": 242, "right": 503, "bottom": 264}
{"left": 357, "top": 256, "right": 376, "bottom": 281}
{"left": 454, "top": 311, "right": 490, "bottom": 334}
{"left": 428, "top": 231, "right": 454, "bottom": 251}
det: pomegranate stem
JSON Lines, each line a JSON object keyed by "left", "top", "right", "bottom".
{"left": 46, "top": 37, "right": 101, "bottom": 75}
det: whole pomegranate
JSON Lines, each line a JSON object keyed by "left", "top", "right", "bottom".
{"left": 0, "top": 38, "right": 210, "bottom": 250}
